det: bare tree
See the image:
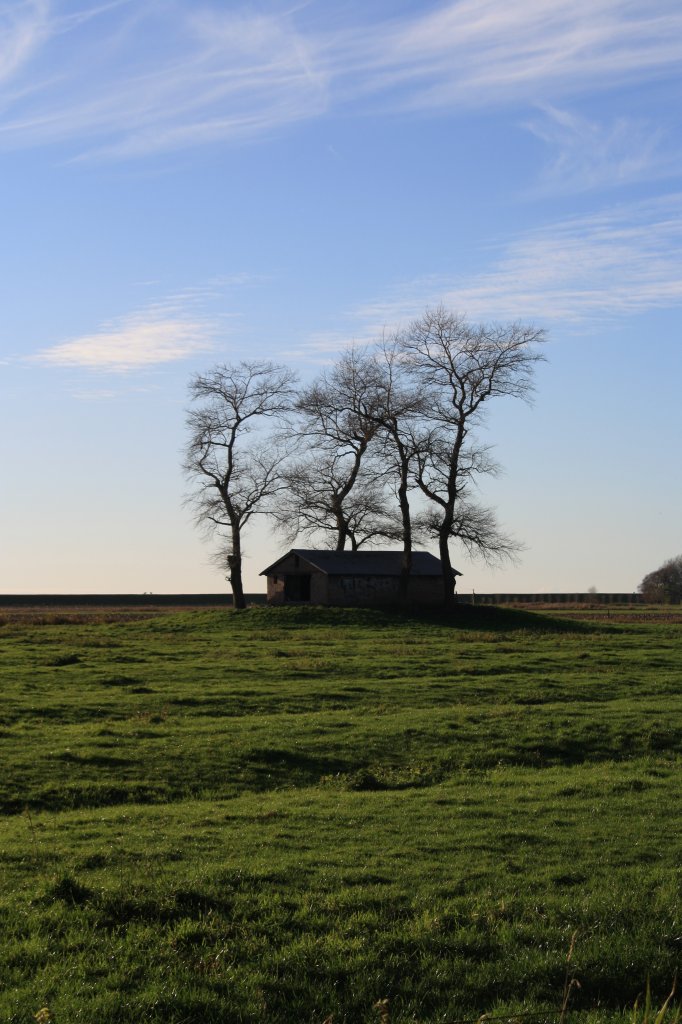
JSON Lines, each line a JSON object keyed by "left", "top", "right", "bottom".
{"left": 400, "top": 307, "right": 546, "bottom": 606}
{"left": 287, "top": 347, "right": 389, "bottom": 550}
{"left": 184, "top": 361, "right": 297, "bottom": 609}
{"left": 364, "top": 339, "right": 430, "bottom": 601}
{"left": 277, "top": 451, "right": 399, "bottom": 552}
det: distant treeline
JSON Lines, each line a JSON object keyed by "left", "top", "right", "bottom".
{"left": 0, "top": 592, "right": 642, "bottom": 607}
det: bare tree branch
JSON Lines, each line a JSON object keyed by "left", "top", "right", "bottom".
{"left": 184, "top": 360, "right": 297, "bottom": 608}
{"left": 400, "top": 307, "right": 546, "bottom": 605}
{"left": 288, "top": 347, "right": 391, "bottom": 550}
{"left": 273, "top": 450, "right": 400, "bottom": 552}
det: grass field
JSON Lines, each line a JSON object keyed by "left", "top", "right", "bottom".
{"left": 1, "top": 603, "right": 680, "bottom": 1023}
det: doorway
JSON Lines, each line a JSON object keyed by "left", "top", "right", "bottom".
{"left": 284, "top": 574, "right": 311, "bottom": 602}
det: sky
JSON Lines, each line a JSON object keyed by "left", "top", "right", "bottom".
{"left": 1, "top": 0, "right": 681, "bottom": 596}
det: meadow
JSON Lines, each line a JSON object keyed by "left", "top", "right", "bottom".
{"left": 0, "top": 602, "right": 680, "bottom": 1023}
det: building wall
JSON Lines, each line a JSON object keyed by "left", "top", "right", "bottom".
{"left": 265, "top": 562, "right": 328, "bottom": 605}
{"left": 310, "top": 573, "right": 328, "bottom": 604}
{"left": 265, "top": 554, "right": 445, "bottom": 607}
{"left": 266, "top": 574, "right": 287, "bottom": 604}
{"left": 326, "top": 574, "right": 443, "bottom": 608}
{"left": 405, "top": 577, "right": 446, "bottom": 607}
{"left": 268, "top": 552, "right": 306, "bottom": 575}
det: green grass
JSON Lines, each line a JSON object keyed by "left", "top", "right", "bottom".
{"left": 1, "top": 604, "right": 680, "bottom": 1022}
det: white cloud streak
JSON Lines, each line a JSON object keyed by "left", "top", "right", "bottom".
{"left": 0, "top": 0, "right": 48, "bottom": 84}
{"left": 0, "top": 2, "right": 330, "bottom": 157}
{"left": 354, "top": 0, "right": 682, "bottom": 111}
{"left": 0, "top": 0, "right": 681, "bottom": 158}
{"left": 34, "top": 298, "right": 217, "bottom": 371}
{"left": 346, "top": 194, "right": 682, "bottom": 331}
{"left": 524, "top": 105, "right": 677, "bottom": 195}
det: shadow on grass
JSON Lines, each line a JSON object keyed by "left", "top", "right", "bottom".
{"left": 45, "top": 875, "right": 235, "bottom": 924}
{"left": 430, "top": 603, "right": 594, "bottom": 633}
{"left": 242, "top": 603, "right": 593, "bottom": 633}
{"left": 246, "top": 746, "right": 351, "bottom": 783}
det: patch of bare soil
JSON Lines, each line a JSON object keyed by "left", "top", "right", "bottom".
{"left": 502, "top": 603, "right": 682, "bottom": 625}
{"left": 580, "top": 611, "right": 682, "bottom": 623}
{"left": 0, "top": 605, "right": 224, "bottom": 626}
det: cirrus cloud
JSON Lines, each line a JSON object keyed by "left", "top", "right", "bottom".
{"left": 329, "top": 193, "right": 682, "bottom": 341}
{"left": 0, "top": 1, "right": 681, "bottom": 159}
{"left": 0, "top": 0, "right": 48, "bottom": 84}
{"left": 34, "top": 302, "right": 216, "bottom": 371}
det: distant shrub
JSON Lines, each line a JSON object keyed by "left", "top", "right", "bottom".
{"left": 639, "top": 555, "right": 682, "bottom": 604}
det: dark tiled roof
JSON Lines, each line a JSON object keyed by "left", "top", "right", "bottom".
{"left": 260, "top": 549, "right": 461, "bottom": 577}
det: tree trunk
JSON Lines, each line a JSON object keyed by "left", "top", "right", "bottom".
{"left": 227, "top": 529, "right": 247, "bottom": 610}
{"left": 438, "top": 525, "right": 455, "bottom": 610}
{"left": 398, "top": 471, "right": 412, "bottom": 607}
{"left": 334, "top": 506, "right": 349, "bottom": 551}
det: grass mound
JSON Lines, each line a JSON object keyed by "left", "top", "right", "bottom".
{"left": 238, "top": 601, "right": 591, "bottom": 633}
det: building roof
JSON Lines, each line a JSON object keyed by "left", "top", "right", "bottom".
{"left": 260, "top": 549, "right": 461, "bottom": 577}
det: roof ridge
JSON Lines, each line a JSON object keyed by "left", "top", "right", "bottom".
{"left": 261, "top": 549, "right": 460, "bottom": 577}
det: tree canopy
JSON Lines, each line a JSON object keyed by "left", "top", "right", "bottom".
{"left": 638, "top": 555, "right": 682, "bottom": 604}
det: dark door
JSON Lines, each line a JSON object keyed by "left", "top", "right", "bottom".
{"left": 284, "top": 574, "right": 311, "bottom": 602}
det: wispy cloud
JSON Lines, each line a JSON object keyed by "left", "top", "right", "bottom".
{"left": 524, "top": 105, "right": 677, "bottom": 194}
{"left": 0, "top": 0, "right": 48, "bottom": 84}
{"left": 34, "top": 296, "right": 217, "bottom": 371}
{"left": 0, "top": 1, "right": 681, "bottom": 158}
{"left": 67, "top": 386, "right": 119, "bottom": 400}
{"left": 355, "top": 0, "right": 682, "bottom": 111}
{"left": 344, "top": 194, "right": 682, "bottom": 331}
{"left": 0, "top": 3, "right": 330, "bottom": 158}
{"left": 67, "top": 382, "right": 158, "bottom": 401}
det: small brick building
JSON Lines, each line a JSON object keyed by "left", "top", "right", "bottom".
{"left": 260, "top": 549, "right": 460, "bottom": 608}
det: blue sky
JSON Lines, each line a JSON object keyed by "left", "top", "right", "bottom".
{"left": 1, "top": 0, "right": 680, "bottom": 595}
